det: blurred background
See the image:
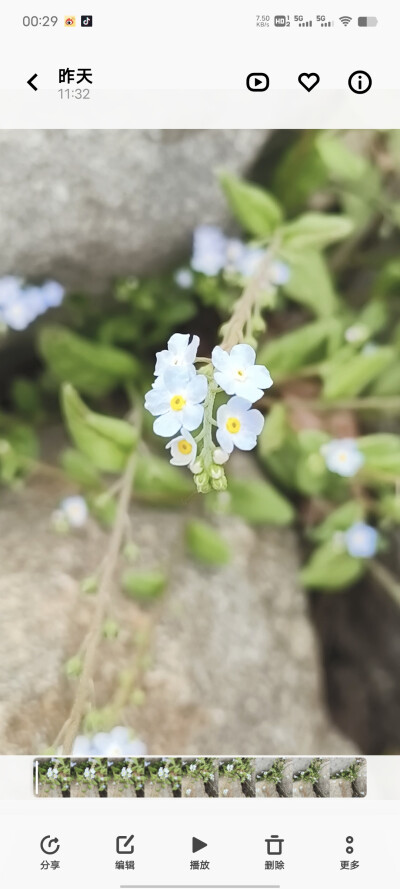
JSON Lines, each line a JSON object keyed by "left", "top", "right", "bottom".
{"left": 0, "top": 129, "right": 399, "bottom": 756}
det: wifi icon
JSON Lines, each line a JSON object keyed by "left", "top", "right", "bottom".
{"left": 339, "top": 15, "right": 352, "bottom": 26}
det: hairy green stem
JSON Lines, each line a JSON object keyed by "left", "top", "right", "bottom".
{"left": 56, "top": 445, "right": 139, "bottom": 754}
{"left": 220, "top": 244, "right": 279, "bottom": 351}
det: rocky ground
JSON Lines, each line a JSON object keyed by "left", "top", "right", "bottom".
{"left": 0, "top": 446, "right": 354, "bottom": 755}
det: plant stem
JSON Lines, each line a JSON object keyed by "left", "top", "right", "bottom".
{"left": 57, "top": 447, "right": 138, "bottom": 754}
{"left": 220, "top": 247, "right": 278, "bottom": 351}
{"left": 368, "top": 559, "right": 400, "bottom": 608}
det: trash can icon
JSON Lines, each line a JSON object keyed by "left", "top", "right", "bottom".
{"left": 265, "top": 835, "right": 284, "bottom": 855}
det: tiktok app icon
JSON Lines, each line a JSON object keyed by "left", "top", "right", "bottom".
{"left": 81, "top": 15, "right": 93, "bottom": 27}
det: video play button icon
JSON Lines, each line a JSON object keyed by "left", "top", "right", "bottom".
{"left": 246, "top": 72, "right": 269, "bottom": 92}
{"left": 192, "top": 836, "right": 208, "bottom": 854}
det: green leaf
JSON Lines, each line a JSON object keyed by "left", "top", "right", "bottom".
{"left": 322, "top": 347, "right": 395, "bottom": 399}
{"left": 316, "top": 134, "right": 373, "bottom": 185}
{"left": 257, "top": 403, "right": 288, "bottom": 454}
{"left": 358, "top": 434, "right": 400, "bottom": 476}
{"left": 280, "top": 249, "right": 338, "bottom": 316}
{"left": 134, "top": 455, "right": 193, "bottom": 504}
{"left": 185, "top": 520, "right": 231, "bottom": 565}
{"left": 370, "top": 357, "right": 400, "bottom": 396}
{"left": 258, "top": 318, "right": 342, "bottom": 377}
{"left": 300, "top": 541, "right": 364, "bottom": 591}
{"left": 122, "top": 570, "right": 167, "bottom": 600}
{"left": 11, "top": 378, "right": 43, "bottom": 419}
{"left": 310, "top": 501, "right": 365, "bottom": 543}
{"left": 218, "top": 172, "right": 283, "bottom": 237}
{"left": 60, "top": 448, "right": 103, "bottom": 489}
{"left": 379, "top": 495, "right": 400, "bottom": 523}
{"left": 62, "top": 384, "right": 137, "bottom": 473}
{"left": 280, "top": 212, "right": 354, "bottom": 250}
{"left": 39, "top": 325, "right": 139, "bottom": 396}
{"left": 272, "top": 132, "right": 328, "bottom": 215}
{"left": 227, "top": 477, "right": 294, "bottom": 525}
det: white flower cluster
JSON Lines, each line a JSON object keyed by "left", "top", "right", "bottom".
{"left": 145, "top": 333, "right": 273, "bottom": 493}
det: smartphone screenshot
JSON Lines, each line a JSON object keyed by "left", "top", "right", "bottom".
{"left": 0, "top": 1, "right": 399, "bottom": 886}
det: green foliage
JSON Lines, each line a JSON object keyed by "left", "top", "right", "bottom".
{"left": 133, "top": 454, "right": 193, "bottom": 503}
{"left": 219, "top": 171, "right": 283, "bottom": 237}
{"left": 39, "top": 325, "right": 139, "bottom": 396}
{"left": 300, "top": 540, "right": 364, "bottom": 591}
{"left": 185, "top": 519, "right": 231, "bottom": 565}
{"left": 280, "top": 248, "right": 338, "bottom": 315}
{"left": 280, "top": 212, "right": 354, "bottom": 250}
{"left": 224, "top": 477, "right": 294, "bottom": 525}
{"left": 256, "top": 757, "right": 286, "bottom": 784}
{"left": 62, "top": 384, "right": 137, "bottom": 473}
{"left": 122, "top": 570, "right": 167, "bottom": 601}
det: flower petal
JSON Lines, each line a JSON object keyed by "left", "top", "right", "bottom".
{"left": 216, "top": 428, "right": 234, "bottom": 453}
{"left": 144, "top": 387, "right": 170, "bottom": 416}
{"left": 214, "top": 370, "right": 237, "bottom": 395}
{"left": 181, "top": 403, "right": 204, "bottom": 431}
{"left": 211, "top": 345, "right": 231, "bottom": 372}
{"left": 234, "top": 430, "right": 258, "bottom": 451}
{"left": 245, "top": 408, "right": 265, "bottom": 436}
{"left": 187, "top": 373, "right": 208, "bottom": 404}
{"left": 153, "top": 411, "right": 182, "bottom": 437}
{"left": 167, "top": 332, "right": 190, "bottom": 355}
{"left": 230, "top": 343, "right": 256, "bottom": 368}
{"left": 247, "top": 364, "right": 273, "bottom": 390}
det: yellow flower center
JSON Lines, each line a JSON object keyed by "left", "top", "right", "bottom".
{"left": 170, "top": 394, "right": 186, "bottom": 411}
{"left": 178, "top": 439, "right": 193, "bottom": 455}
{"left": 236, "top": 368, "right": 245, "bottom": 379}
{"left": 338, "top": 452, "right": 348, "bottom": 462}
{"left": 226, "top": 417, "right": 241, "bottom": 434}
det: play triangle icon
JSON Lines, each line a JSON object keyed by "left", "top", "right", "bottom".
{"left": 192, "top": 836, "right": 208, "bottom": 854}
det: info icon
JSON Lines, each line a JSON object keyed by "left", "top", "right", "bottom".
{"left": 246, "top": 73, "right": 269, "bottom": 92}
{"left": 81, "top": 15, "right": 93, "bottom": 27}
{"left": 348, "top": 70, "right": 372, "bottom": 94}
{"left": 64, "top": 16, "right": 76, "bottom": 27}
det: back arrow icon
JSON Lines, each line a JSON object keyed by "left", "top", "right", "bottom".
{"left": 27, "top": 73, "right": 38, "bottom": 91}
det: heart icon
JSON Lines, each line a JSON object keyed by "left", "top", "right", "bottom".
{"left": 298, "top": 73, "right": 320, "bottom": 92}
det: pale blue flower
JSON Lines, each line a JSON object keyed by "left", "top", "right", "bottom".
{"left": 174, "top": 268, "right": 194, "bottom": 289}
{"left": 344, "top": 522, "right": 378, "bottom": 559}
{"left": 60, "top": 495, "right": 88, "bottom": 528}
{"left": 191, "top": 225, "right": 227, "bottom": 276}
{"left": 145, "top": 366, "right": 207, "bottom": 437}
{"left": 212, "top": 343, "right": 272, "bottom": 403}
{"left": 216, "top": 396, "right": 264, "bottom": 454}
{"left": 321, "top": 439, "right": 365, "bottom": 478}
{"left": 271, "top": 259, "right": 291, "bottom": 285}
{"left": 0, "top": 276, "right": 65, "bottom": 330}
{"left": 227, "top": 763, "right": 234, "bottom": 772}
{"left": 72, "top": 726, "right": 146, "bottom": 757}
{"left": 155, "top": 332, "right": 200, "bottom": 377}
{"left": 232, "top": 244, "right": 265, "bottom": 278}
{"left": 189, "top": 763, "right": 197, "bottom": 771}
{"left": 166, "top": 429, "right": 197, "bottom": 467}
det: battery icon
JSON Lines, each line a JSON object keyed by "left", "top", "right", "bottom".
{"left": 358, "top": 16, "right": 378, "bottom": 26}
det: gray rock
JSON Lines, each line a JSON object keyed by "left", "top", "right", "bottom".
{"left": 256, "top": 781, "right": 279, "bottom": 798}
{"left": 330, "top": 778, "right": 353, "bottom": 798}
{"left": 144, "top": 782, "right": 174, "bottom": 798}
{"left": 0, "top": 450, "right": 356, "bottom": 755}
{"left": 0, "top": 130, "right": 268, "bottom": 292}
{"left": 219, "top": 776, "right": 243, "bottom": 798}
